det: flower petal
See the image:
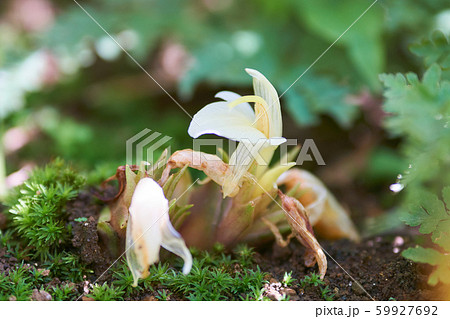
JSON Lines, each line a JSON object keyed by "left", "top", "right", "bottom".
{"left": 188, "top": 101, "right": 267, "bottom": 143}
{"left": 126, "top": 178, "right": 166, "bottom": 286}
{"left": 268, "top": 137, "right": 287, "bottom": 146}
{"left": 223, "top": 140, "right": 258, "bottom": 198}
{"left": 245, "top": 68, "right": 283, "bottom": 138}
{"left": 215, "top": 91, "right": 255, "bottom": 121}
{"left": 160, "top": 216, "right": 192, "bottom": 275}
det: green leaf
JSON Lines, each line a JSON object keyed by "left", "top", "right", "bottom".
{"left": 380, "top": 63, "right": 450, "bottom": 191}
{"left": 401, "top": 192, "right": 447, "bottom": 234}
{"left": 422, "top": 63, "right": 441, "bottom": 92}
{"left": 442, "top": 186, "right": 450, "bottom": 207}
{"left": 402, "top": 246, "right": 442, "bottom": 266}
{"left": 432, "top": 220, "right": 450, "bottom": 251}
{"left": 410, "top": 31, "right": 450, "bottom": 69}
{"left": 403, "top": 246, "right": 450, "bottom": 286}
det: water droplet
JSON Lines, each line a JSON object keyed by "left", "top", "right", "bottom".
{"left": 390, "top": 183, "right": 404, "bottom": 193}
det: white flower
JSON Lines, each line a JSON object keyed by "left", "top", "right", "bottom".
{"left": 188, "top": 68, "right": 286, "bottom": 197}
{"left": 126, "top": 177, "right": 192, "bottom": 286}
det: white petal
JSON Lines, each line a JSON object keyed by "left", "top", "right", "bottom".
{"left": 268, "top": 137, "right": 286, "bottom": 146}
{"left": 223, "top": 141, "right": 258, "bottom": 197}
{"left": 160, "top": 216, "right": 192, "bottom": 275}
{"left": 215, "top": 91, "right": 255, "bottom": 121}
{"left": 188, "top": 101, "right": 267, "bottom": 143}
{"left": 126, "top": 178, "right": 167, "bottom": 286}
{"left": 245, "top": 68, "right": 283, "bottom": 138}
{"left": 125, "top": 213, "right": 159, "bottom": 286}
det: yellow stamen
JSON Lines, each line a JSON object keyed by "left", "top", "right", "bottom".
{"left": 228, "top": 95, "right": 270, "bottom": 138}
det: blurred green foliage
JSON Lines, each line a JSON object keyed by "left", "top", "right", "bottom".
{"left": 380, "top": 31, "right": 450, "bottom": 286}
{"left": 0, "top": 0, "right": 449, "bottom": 231}
{"left": 1, "top": 0, "right": 449, "bottom": 173}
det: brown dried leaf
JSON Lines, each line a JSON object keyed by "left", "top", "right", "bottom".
{"left": 100, "top": 165, "right": 141, "bottom": 202}
{"left": 278, "top": 190, "right": 327, "bottom": 279}
{"left": 261, "top": 217, "right": 295, "bottom": 248}
{"left": 161, "top": 149, "right": 243, "bottom": 197}
{"left": 103, "top": 166, "right": 143, "bottom": 240}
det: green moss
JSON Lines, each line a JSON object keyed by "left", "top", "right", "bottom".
{"left": 51, "top": 283, "right": 78, "bottom": 301}
{"left": 155, "top": 289, "right": 172, "bottom": 301}
{"left": 112, "top": 261, "right": 145, "bottom": 296}
{"left": 86, "top": 282, "right": 125, "bottom": 301}
{"left": 109, "top": 244, "right": 267, "bottom": 301}
{"left": 144, "top": 245, "right": 265, "bottom": 301}
{"left": 233, "top": 243, "right": 255, "bottom": 267}
{"left": 6, "top": 158, "right": 85, "bottom": 260}
{"left": 0, "top": 263, "right": 53, "bottom": 301}
{"left": 0, "top": 242, "right": 267, "bottom": 301}
{"left": 42, "top": 251, "right": 93, "bottom": 283}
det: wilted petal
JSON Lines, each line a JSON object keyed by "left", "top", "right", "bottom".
{"left": 188, "top": 101, "right": 267, "bottom": 143}
{"left": 277, "top": 169, "right": 326, "bottom": 225}
{"left": 160, "top": 216, "right": 192, "bottom": 274}
{"left": 278, "top": 190, "right": 327, "bottom": 279}
{"left": 126, "top": 212, "right": 159, "bottom": 286}
{"left": 162, "top": 149, "right": 231, "bottom": 189}
{"left": 126, "top": 178, "right": 164, "bottom": 286}
{"left": 125, "top": 178, "right": 192, "bottom": 286}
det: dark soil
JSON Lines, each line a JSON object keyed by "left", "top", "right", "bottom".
{"left": 67, "top": 190, "right": 112, "bottom": 276}
{"left": 255, "top": 236, "right": 434, "bottom": 301}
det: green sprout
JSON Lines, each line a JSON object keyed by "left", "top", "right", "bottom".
{"left": 320, "top": 285, "right": 335, "bottom": 301}
{"left": 300, "top": 272, "right": 325, "bottom": 288}
{"left": 282, "top": 271, "right": 296, "bottom": 287}
{"left": 156, "top": 289, "right": 172, "bottom": 301}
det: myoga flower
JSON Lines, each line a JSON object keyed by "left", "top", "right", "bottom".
{"left": 126, "top": 177, "right": 192, "bottom": 286}
{"left": 188, "top": 68, "right": 286, "bottom": 197}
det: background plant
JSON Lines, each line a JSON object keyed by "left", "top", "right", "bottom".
{"left": 379, "top": 31, "right": 450, "bottom": 290}
{"left": 1, "top": 0, "right": 449, "bottom": 172}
